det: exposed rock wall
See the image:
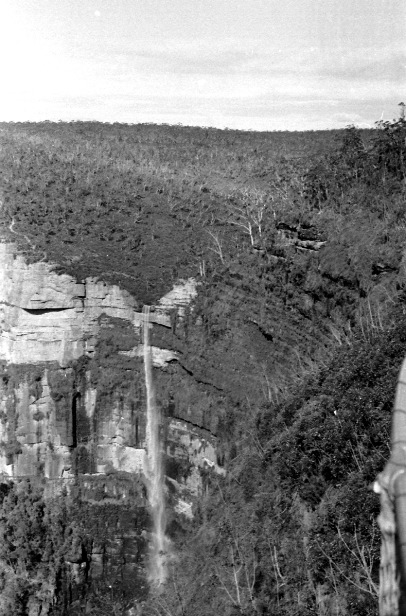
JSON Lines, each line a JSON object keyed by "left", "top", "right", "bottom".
{"left": 0, "top": 242, "right": 138, "bottom": 366}
{"left": 0, "top": 242, "right": 201, "bottom": 479}
{"left": 0, "top": 241, "right": 221, "bottom": 613}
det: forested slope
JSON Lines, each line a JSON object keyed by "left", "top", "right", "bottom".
{"left": 0, "top": 121, "right": 338, "bottom": 304}
{"left": 145, "top": 119, "right": 406, "bottom": 616}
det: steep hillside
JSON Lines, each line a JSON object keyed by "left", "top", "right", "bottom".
{"left": 0, "top": 118, "right": 404, "bottom": 615}
{"left": 0, "top": 121, "right": 340, "bottom": 304}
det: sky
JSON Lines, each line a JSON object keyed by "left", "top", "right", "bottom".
{"left": 0, "top": 0, "right": 404, "bottom": 131}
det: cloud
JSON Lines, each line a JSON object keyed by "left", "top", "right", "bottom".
{"left": 86, "top": 37, "right": 403, "bottom": 114}
{"left": 100, "top": 37, "right": 405, "bottom": 85}
{"left": 314, "top": 42, "right": 406, "bottom": 81}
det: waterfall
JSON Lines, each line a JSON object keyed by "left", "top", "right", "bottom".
{"left": 143, "top": 306, "right": 170, "bottom": 587}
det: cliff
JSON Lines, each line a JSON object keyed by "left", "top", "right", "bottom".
{"left": 0, "top": 241, "right": 222, "bottom": 615}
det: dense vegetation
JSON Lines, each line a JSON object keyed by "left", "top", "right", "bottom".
{"left": 0, "top": 121, "right": 342, "bottom": 303}
{"left": 144, "top": 118, "right": 406, "bottom": 616}
{"left": 0, "top": 116, "right": 405, "bottom": 614}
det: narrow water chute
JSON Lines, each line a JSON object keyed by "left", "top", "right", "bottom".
{"left": 143, "top": 305, "right": 170, "bottom": 587}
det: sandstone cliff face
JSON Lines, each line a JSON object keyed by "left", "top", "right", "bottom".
{"left": 0, "top": 242, "right": 176, "bottom": 367}
{"left": 0, "top": 242, "right": 221, "bottom": 614}
{"left": 0, "top": 242, "right": 202, "bottom": 478}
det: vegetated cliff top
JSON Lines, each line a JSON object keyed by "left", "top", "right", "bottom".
{"left": 0, "top": 120, "right": 344, "bottom": 304}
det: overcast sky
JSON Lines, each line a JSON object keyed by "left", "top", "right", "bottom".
{"left": 0, "top": 0, "right": 404, "bottom": 131}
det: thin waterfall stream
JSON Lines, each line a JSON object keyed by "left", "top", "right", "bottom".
{"left": 143, "top": 306, "right": 171, "bottom": 587}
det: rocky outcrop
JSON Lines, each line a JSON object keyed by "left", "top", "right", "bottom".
{"left": 276, "top": 221, "right": 327, "bottom": 251}
{"left": 167, "top": 419, "right": 225, "bottom": 518}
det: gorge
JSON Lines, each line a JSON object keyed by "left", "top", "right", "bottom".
{"left": 0, "top": 119, "right": 405, "bottom": 615}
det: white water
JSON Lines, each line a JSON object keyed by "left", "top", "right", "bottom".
{"left": 143, "top": 306, "right": 171, "bottom": 587}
